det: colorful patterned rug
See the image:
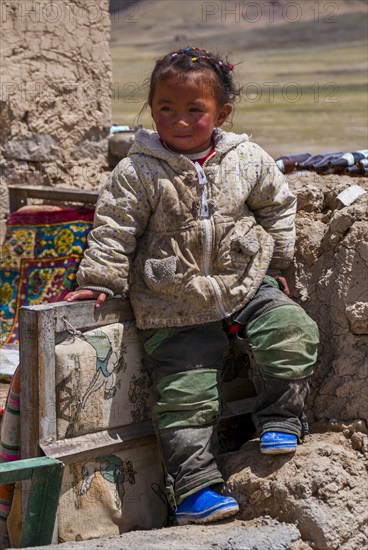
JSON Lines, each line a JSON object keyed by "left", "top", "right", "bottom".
{"left": 0, "top": 207, "right": 94, "bottom": 348}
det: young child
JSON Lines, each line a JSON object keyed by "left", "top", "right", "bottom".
{"left": 65, "top": 47, "right": 319, "bottom": 525}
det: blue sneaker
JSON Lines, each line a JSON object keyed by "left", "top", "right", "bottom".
{"left": 260, "top": 431, "right": 297, "bottom": 455}
{"left": 175, "top": 487, "right": 239, "bottom": 525}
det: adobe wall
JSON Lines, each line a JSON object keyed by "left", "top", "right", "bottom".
{"left": 0, "top": 0, "right": 112, "bottom": 217}
{"left": 286, "top": 172, "right": 368, "bottom": 425}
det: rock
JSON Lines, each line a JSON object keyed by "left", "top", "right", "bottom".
{"left": 73, "top": 138, "right": 109, "bottom": 161}
{"left": 294, "top": 216, "right": 326, "bottom": 266}
{"left": 295, "top": 185, "right": 325, "bottom": 213}
{"left": 221, "top": 431, "right": 368, "bottom": 550}
{"left": 0, "top": 176, "right": 9, "bottom": 219}
{"left": 345, "top": 302, "right": 368, "bottom": 334}
{"left": 3, "top": 133, "right": 63, "bottom": 162}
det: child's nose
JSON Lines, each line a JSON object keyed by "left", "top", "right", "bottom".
{"left": 174, "top": 115, "right": 189, "bottom": 127}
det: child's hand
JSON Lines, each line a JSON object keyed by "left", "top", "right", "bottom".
{"left": 275, "top": 276, "right": 291, "bottom": 296}
{"left": 64, "top": 289, "right": 107, "bottom": 308}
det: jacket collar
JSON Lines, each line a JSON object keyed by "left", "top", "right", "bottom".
{"left": 129, "top": 128, "right": 250, "bottom": 170}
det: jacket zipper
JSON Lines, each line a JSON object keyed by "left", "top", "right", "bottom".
{"left": 191, "top": 160, "right": 230, "bottom": 318}
{"left": 194, "top": 161, "right": 209, "bottom": 218}
{"left": 201, "top": 216, "right": 229, "bottom": 317}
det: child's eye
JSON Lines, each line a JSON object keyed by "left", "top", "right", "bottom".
{"left": 160, "top": 106, "right": 173, "bottom": 112}
{"left": 190, "top": 108, "right": 202, "bottom": 112}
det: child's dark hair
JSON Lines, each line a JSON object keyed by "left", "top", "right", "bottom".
{"left": 148, "top": 47, "right": 240, "bottom": 107}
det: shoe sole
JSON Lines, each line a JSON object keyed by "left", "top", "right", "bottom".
{"left": 261, "top": 446, "right": 296, "bottom": 455}
{"left": 176, "top": 504, "right": 239, "bottom": 525}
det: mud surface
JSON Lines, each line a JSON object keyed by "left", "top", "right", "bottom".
{"left": 13, "top": 519, "right": 307, "bottom": 550}
{"left": 221, "top": 428, "right": 368, "bottom": 550}
{"left": 286, "top": 172, "right": 368, "bottom": 424}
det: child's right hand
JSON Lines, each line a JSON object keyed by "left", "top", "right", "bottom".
{"left": 64, "top": 289, "right": 107, "bottom": 308}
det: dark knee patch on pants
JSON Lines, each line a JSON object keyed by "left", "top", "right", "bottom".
{"left": 139, "top": 322, "right": 229, "bottom": 383}
{"left": 246, "top": 305, "right": 319, "bottom": 379}
{"left": 155, "top": 369, "right": 220, "bottom": 430}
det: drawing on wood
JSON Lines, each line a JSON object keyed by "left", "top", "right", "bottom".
{"left": 80, "top": 454, "right": 136, "bottom": 510}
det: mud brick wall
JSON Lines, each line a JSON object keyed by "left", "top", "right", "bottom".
{"left": 0, "top": 0, "right": 112, "bottom": 217}
{"left": 286, "top": 172, "right": 368, "bottom": 425}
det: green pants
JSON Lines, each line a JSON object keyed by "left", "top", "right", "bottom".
{"left": 139, "top": 321, "right": 227, "bottom": 507}
{"left": 139, "top": 277, "right": 319, "bottom": 507}
{"left": 231, "top": 276, "right": 319, "bottom": 437}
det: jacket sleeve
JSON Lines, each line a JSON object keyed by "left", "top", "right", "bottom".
{"left": 245, "top": 145, "right": 297, "bottom": 272}
{"left": 77, "top": 158, "right": 152, "bottom": 295}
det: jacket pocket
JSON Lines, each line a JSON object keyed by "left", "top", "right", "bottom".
{"left": 229, "top": 227, "right": 260, "bottom": 268}
{"left": 143, "top": 255, "right": 182, "bottom": 293}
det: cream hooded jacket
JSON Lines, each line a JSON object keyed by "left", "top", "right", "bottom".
{"left": 77, "top": 128, "right": 296, "bottom": 329}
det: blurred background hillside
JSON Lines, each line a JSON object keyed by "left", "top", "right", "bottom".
{"left": 109, "top": 0, "right": 368, "bottom": 158}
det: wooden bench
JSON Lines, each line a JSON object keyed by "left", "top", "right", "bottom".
{"left": 20, "top": 298, "right": 256, "bottom": 464}
{"left": 8, "top": 184, "right": 99, "bottom": 213}
{"left": 18, "top": 298, "right": 256, "bottom": 543}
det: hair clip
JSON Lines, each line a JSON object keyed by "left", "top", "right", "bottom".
{"left": 191, "top": 57, "right": 198, "bottom": 62}
{"left": 171, "top": 52, "right": 178, "bottom": 57}
{"left": 228, "top": 63, "right": 234, "bottom": 71}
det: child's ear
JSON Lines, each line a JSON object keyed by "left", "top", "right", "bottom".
{"left": 216, "top": 103, "right": 233, "bottom": 127}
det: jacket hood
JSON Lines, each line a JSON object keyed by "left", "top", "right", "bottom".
{"left": 129, "top": 128, "right": 250, "bottom": 164}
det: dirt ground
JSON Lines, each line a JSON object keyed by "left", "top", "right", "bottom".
{"left": 221, "top": 428, "right": 368, "bottom": 550}
{"left": 13, "top": 430, "right": 368, "bottom": 550}
{"left": 12, "top": 518, "right": 308, "bottom": 550}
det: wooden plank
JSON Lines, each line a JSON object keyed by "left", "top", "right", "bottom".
{"left": 40, "top": 423, "right": 156, "bottom": 464}
{"left": 0, "top": 456, "right": 63, "bottom": 483}
{"left": 37, "top": 309, "right": 57, "bottom": 444}
{"left": 9, "top": 187, "right": 28, "bottom": 212}
{"left": 19, "top": 308, "right": 41, "bottom": 460}
{"left": 39, "top": 398, "right": 257, "bottom": 464}
{"left": 19, "top": 307, "right": 43, "bottom": 525}
{"left": 21, "top": 296, "right": 134, "bottom": 333}
{"left": 8, "top": 184, "right": 99, "bottom": 209}
{"left": 21, "top": 460, "right": 64, "bottom": 547}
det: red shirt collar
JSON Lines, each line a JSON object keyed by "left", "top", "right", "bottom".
{"left": 160, "top": 139, "right": 215, "bottom": 166}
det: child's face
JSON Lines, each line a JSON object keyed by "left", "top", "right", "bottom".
{"left": 151, "top": 73, "right": 232, "bottom": 154}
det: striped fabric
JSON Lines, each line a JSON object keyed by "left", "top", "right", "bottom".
{"left": 0, "top": 367, "right": 20, "bottom": 524}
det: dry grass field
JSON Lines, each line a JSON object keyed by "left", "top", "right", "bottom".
{"left": 110, "top": 0, "right": 368, "bottom": 158}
